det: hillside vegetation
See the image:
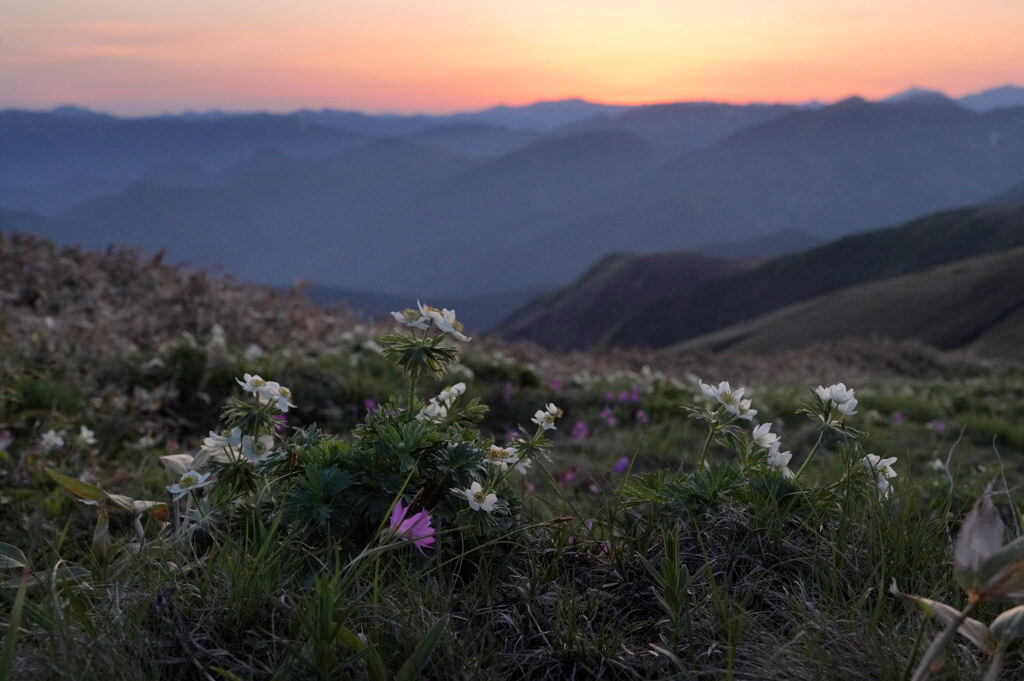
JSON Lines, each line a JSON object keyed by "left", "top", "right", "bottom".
{"left": 496, "top": 203, "right": 1024, "bottom": 355}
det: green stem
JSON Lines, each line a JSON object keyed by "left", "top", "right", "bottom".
{"left": 795, "top": 428, "right": 828, "bottom": 480}
{"left": 696, "top": 427, "right": 717, "bottom": 472}
{"left": 409, "top": 366, "right": 420, "bottom": 411}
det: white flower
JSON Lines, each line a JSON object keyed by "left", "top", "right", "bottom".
{"left": 766, "top": 441, "right": 794, "bottom": 478}
{"left": 77, "top": 425, "right": 97, "bottom": 447}
{"left": 417, "top": 400, "right": 448, "bottom": 422}
{"left": 483, "top": 445, "right": 518, "bottom": 471}
{"left": 437, "top": 382, "right": 467, "bottom": 407}
{"left": 532, "top": 403, "right": 563, "bottom": 430}
{"left": 862, "top": 454, "right": 898, "bottom": 498}
{"left": 513, "top": 457, "right": 532, "bottom": 475}
{"left": 837, "top": 398, "right": 858, "bottom": 416}
{"left": 167, "top": 470, "right": 213, "bottom": 501}
{"left": 201, "top": 427, "right": 243, "bottom": 461}
{"left": 236, "top": 373, "right": 268, "bottom": 394}
{"left": 829, "top": 383, "right": 856, "bottom": 405}
{"left": 240, "top": 377, "right": 296, "bottom": 413}
{"left": 698, "top": 380, "right": 719, "bottom": 399}
{"left": 459, "top": 481, "right": 497, "bottom": 512}
{"left": 419, "top": 301, "right": 471, "bottom": 341}
{"left": 241, "top": 434, "right": 275, "bottom": 464}
{"left": 263, "top": 383, "right": 296, "bottom": 413}
{"left": 700, "top": 380, "right": 757, "bottom": 420}
{"left": 751, "top": 423, "right": 778, "bottom": 450}
{"left": 243, "top": 344, "right": 264, "bottom": 360}
{"left": 726, "top": 398, "right": 757, "bottom": 421}
{"left": 40, "top": 429, "right": 65, "bottom": 451}
{"left": 929, "top": 458, "right": 947, "bottom": 472}
{"left": 391, "top": 307, "right": 431, "bottom": 330}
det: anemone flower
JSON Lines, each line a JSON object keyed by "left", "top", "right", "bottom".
{"left": 389, "top": 499, "right": 436, "bottom": 554}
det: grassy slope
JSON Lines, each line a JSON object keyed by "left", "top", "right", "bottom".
{"left": 490, "top": 251, "right": 754, "bottom": 351}
{"left": 495, "top": 203, "right": 1024, "bottom": 353}
{"left": 670, "top": 244, "right": 1024, "bottom": 359}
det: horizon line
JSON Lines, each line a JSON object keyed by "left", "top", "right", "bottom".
{"left": 5, "top": 82, "right": 1021, "bottom": 119}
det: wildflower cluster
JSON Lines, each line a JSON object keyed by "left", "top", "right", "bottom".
{"left": 686, "top": 377, "right": 895, "bottom": 496}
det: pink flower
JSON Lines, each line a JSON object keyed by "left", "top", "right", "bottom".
{"left": 571, "top": 421, "right": 590, "bottom": 441}
{"left": 557, "top": 465, "right": 579, "bottom": 487}
{"left": 612, "top": 456, "right": 631, "bottom": 474}
{"left": 389, "top": 500, "right": 436, "bottom": 555}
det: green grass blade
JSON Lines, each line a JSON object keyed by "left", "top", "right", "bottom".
{"left": 0, "top": 569, "right": 30, "bottom": 680}
{"left": 395, "top": 614, "right": 449, "bottom": 681}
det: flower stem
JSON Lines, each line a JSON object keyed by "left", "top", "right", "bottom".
{"left": 408, "top": 366, "right": 420, "bottom": 410}
{"left": 795, "top": 429, "right": 827, "bottom": 480}
{"left": 696, "top": 427, "right": 716, "bottom": 472}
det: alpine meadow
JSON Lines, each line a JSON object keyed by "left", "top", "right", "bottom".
{"left": 4, "top": 2, "right": 1024, "bottom": 678}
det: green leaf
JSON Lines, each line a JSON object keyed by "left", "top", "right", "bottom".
{"left": 0, "top": 543, "right": 28, "bottom": 571}
{"left": 395, "top": 614, "right": 449, "bottom": 681}
{"left": 990, "top": 605, "right": 1024, "bottom": 645}
{"left": 45, "top": 468, "right": 104, "bottom": 501}
{"left": 0, "top": 570, "right": 29, "bottom": 681}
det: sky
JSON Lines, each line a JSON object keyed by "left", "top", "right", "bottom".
{"left": 3, "top": 0, "right": 1024, "bottom": 115}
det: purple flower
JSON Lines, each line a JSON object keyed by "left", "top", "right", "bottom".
{"left": 618, "top": 390, "right": 630, "bottom": 403}
{"left": 604, "top": 391, "right": 615, "bottom": 402}
{"left": 635, "top": 409, "right": 650, "bottom": 425}
{"left": 892, "top": 411, "right": 903, "bottom": 423}
{"left": 502, "top": 381, "right": 514, "bottom": 403}
{"left": 612, "top": 456, "right": 631, "bottom": 474}
{"left": 389, "top": 499, "right": 436, "bottom": 555}
{"left": 571, "top": 420, "right": 590, "bottom": 441}
{"left": 363, "top": 398, "right": 379, "bottom": 415}
{"left": 929, "top": 420, "right": 947, "bottom": 434}
{"left": 273, "top": 413, "right": 289, "bottom": 435}
{"left": 600, "top": 406, "right": 618, "bottom": 427}
{"left": 549, "top": 380, "right": 563, "bottom": 391}
{"left": 631, "top": 387, "right": 641, "bottom": 404}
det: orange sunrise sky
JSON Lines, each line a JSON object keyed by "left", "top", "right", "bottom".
{"left": 3, "top": 0, "right": 1023, "bottom": 114}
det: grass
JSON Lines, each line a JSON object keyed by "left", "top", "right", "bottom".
{"left": 4, "top": 235, "right": 1024, "bottom": 680}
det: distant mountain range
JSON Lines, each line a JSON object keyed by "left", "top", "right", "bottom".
{"left": 2, "top": 86, "right": 1024, "bottom": 309}
{"left": 492, "top": 199, "right": 1024, "bottom": 359}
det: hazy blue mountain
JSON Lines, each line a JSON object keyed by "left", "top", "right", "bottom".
{"left": 882, "top": 86, "right": 946, "bottom": 103}
{"left": 5, "top": 94, "right": 1024, "bottom": 300}
{"left": 553, "top": 102, "right": 799, "bottom": 150}
{"left": 0, "top": 109, "right": 370, "bottom": 188}
{"left": 693, "top": 230, "right": 822, "bottom": 258}
{"left": 400, "top": 123, "right": 540, "bottom": 158}
{"left": 452, "top": 98, "right": 629, "bottom": 131}
{"left": 45, "top": 139, "right": 472, "bottom": 287}
{"left": 959, "top": 85, "right": 1024, "bottom": 112}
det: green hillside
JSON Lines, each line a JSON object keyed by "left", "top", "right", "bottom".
{"left": 671, "top": 245, "right": 1024, "bottom": 360}
{"left": 495, "top": 203, "right": 1024, "bottom": 352}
